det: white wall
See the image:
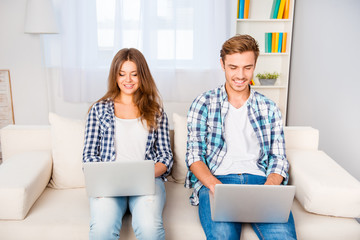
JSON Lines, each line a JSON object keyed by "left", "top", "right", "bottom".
{"left": 0, "top": 0, "right": 192, "bottom": 126}
{"left": 0, "top": 0, "right": 49, "bottom": 124}
{"left": 1, "top": 0, "right": 359, "bottom": 180}
{"left": 288, "top": 0, "right": 360, "bottom": 180}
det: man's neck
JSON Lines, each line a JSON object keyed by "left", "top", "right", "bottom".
{"left": 225, "top": 84, "right": 250, "bottom": 109}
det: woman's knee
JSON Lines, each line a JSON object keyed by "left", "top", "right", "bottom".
{"left": 89, "top": 221, "right": 121, "bottom": 240}
{"left": 132, "top": 220, "right": 165, "bottom": 240}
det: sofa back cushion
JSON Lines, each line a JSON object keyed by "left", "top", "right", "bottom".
{"left": 171, "top": 114, "right": 320, "bottom": 184}
{"left": 0, "top": 125, "right": 51, "bottom": 161}
{"left": 48, "top": 113, "right": 85, "bottom": 189}
{"left": 284, "top": 126, "right": 319, "bottom": 150}
{"left": 171, "top": 113, "right": 188, "bottom": 183}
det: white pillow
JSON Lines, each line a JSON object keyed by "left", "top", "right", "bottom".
{"left": 48, "top": 113, "right": 85, "bottom": 189}
{"left": 171, "top": 113, "right": 188, "bottom": 183}
{"left": 288, "top": 149, "right": 360, "bottom": 218}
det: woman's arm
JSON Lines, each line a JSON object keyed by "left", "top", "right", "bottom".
{"left": 153, "top": 111, "right": 173, "bottom": 177}
{"left": 83, "top": 104, "right": 102, "bottom": 163}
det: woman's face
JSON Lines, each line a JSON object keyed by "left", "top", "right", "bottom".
{"left": 117, "top": 60, "right": 139, "bottom": 96}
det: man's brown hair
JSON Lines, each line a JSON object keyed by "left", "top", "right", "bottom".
{"left": 220, "top": 34, "right": 260, "bottom": 63}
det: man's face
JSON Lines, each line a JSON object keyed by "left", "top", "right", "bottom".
{"left": 221, "top": 51, "right": 256, "bottom": 95}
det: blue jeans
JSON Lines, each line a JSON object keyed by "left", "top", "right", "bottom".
{"left": 89, "top": 178, "right": 166, "bottom": 240}
{"left": 198, "top": 174, "right": 297, "bottom": 240}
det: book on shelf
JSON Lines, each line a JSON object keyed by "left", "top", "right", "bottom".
{"left": 274, "top": 32, "right": 279, "bottom": 52}
{"left": 278, "top": 33, "right": 283, "bottom": 52}
{"left": 265, "top": 32, "right": 287, "bottom": 53}
{"left": 281, "top": 32, "right": 287, "bottom": 53}
{"left": 238, "top": 0, "right": 250, "bottom": 19}
{"left": 271, "top": 0, "right": 290, "bottom": 19}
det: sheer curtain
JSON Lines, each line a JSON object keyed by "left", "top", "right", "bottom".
{"left": 44, "top": 0, "right": 233, "bottom": 103}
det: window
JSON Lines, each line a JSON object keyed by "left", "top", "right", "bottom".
{"left": 44, "top": 0, "right": 231, "bottom": 102}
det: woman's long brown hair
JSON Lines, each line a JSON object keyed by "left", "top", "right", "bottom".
{"left": 95, "top": 48, "right": 162, "bottom": 130}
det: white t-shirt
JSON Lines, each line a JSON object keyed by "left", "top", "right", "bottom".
{"left": 114, "top": 117, "right": 148, "bottom": 162}
{"left": 214, "top": 103, "right": 265, "bottom": 176}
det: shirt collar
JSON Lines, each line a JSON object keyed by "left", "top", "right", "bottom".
{"left": 220, "top": 84, "right": 255, "bottom": 105}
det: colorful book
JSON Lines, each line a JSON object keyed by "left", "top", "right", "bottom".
{"left": 274, "top": 32, "right": 279, "bottom": 52}
{"left": 237, "top": 0, "right": 240, "bottom": 18}
{"left": 271, "top": 32, "right": 276, "bottom": 52}
{"left": 278, "top": 33, "right": 283, "bottom": 52}
{"left": 265, "top": 33, "right": 269, "bottom": 53}
{"left": 277, "top": 0, "right": 286, "bottom": 19}
{"left": 271, "top": 0, "right": 281, "bottom": 19}
{"left": 239, "top": 0, "right": 245, "bottom": 19}
{"left": 283, "top": 0, "right": 290, "bottom": 19}
{"left": 268, "top": 33, "right": 272, "bottom": 53}
{"left": 281, "top": 32, "right": 287, "bottom": 53}
{"left": 265, "top": 33, "right": 272, "bottom": 53}
{"left": 244, "top": 0, "right": 250, "bottom": 19}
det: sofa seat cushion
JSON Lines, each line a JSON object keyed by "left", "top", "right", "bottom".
{"left": 292, "top": 198, "right": 360, "bottom": 240}
{"left": 0, "top": 188, "right": 90, "bottom": 240}
{"left": 1, "top": 184, "right": 359, "bottom": 240}
{"left": 287, "top": 149, "right": 360, "bottom": 218}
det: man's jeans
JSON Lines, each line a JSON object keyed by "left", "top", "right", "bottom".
{"left": 198, "top": 174, "right": 297, "bottom": 240}
{"left": 89, "top": 178, "right": 166, "bottom": 240}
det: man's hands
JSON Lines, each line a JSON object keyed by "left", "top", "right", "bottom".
{"left": 190, "top": 161, "right": 283, "bottom": 192}
{"left": 264, "top": 173, "right": 284, "bottom": 185}
{"left": 154, "top": 162, "right": 167, "bottom": 178}
{"left": 189, "top": 161, "right": 222, "bottom": 195}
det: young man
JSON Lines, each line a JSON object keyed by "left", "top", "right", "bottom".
{"left": 185, "top": 35, "right": 297, "bottom": 239}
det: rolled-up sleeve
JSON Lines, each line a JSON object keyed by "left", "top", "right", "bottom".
{"left": 186, "top": 95, "right": 208, "bottom": 168}
{"left": 267, "top": 109, "right": 289, "bottom": 184}
{"left": 82, "top": 104, "right": 101, "bottom": 163}
{"left": 154, "top": 111, "right": 173, "bottom": 176}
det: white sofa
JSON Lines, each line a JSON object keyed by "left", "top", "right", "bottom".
{"left": 0, "top": 113, "right": 359, "bottom": 240}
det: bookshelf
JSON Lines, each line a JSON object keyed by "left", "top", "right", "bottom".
{"left": 232, "top": 0, "right": 295, "bottom": 121}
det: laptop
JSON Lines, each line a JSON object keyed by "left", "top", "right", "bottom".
{"left": 210, "top": 184, "right": 295, "bottom": 223}
{"left": 83, "top": 161, "right": 155, "bottom": 197}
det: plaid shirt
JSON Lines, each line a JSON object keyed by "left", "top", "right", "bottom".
{"left": 83, "top": 99, "right": 173, "bottom": 178}
{"left": 185, "top": 85, "right": 289, "bottom": 205}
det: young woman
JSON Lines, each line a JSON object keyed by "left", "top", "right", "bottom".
{"left": 83, "top": 48, "right": 173, "bottom": 240}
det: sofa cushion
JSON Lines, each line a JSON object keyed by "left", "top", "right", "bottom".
{"left": 171, "top": 113, "right": 188, "bottom": 183}
{"left": 284, "top": 127, "right": 319, "bottom": 150}
{"left": 0, "top": 125, "right": 51, "bottom": 161}
{"left": 48, "top": 113, "right": 85, "bottom": 189}
{"left": 0, "top": 151, "right": 52, "bottom": 220}
{"left": 287, "top": 149, "right": 360, "bottom": 218}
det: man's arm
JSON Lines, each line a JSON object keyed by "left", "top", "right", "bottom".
{"left": 264, "top": 173, "right": 284, "bottom": 185}
{"left": 189, "top": 161, "right": 222, "bottom": 195}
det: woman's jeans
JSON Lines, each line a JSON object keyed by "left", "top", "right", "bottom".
{"left": 198, "top": 174, "right": 297, "bottom": 240}
{"left": 89, "top": 178, "right": 166, "bottom": 240}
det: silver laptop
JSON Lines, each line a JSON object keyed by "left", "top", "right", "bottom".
{"left": 210, "top": 184, "right": 295, "bottom": 223}
{"left": 83, "top": 161, "right": 155, "bottom": 197}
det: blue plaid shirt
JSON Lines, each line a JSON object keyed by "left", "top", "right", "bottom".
{"left": 83, "top": 99, "right": 173, "bottom": 178}
{"left": 185, "top": 85, "right": 289, "bottom": 205}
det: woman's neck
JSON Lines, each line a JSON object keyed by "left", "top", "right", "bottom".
{"left": 113, "top": 93, "right": 140, "bottom": 119}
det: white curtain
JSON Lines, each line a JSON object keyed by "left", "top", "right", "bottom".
{"left": 44, "top": 0, "right": 233, "bottom": 103}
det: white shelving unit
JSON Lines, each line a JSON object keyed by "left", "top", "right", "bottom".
{"left": 232, "top": 0, "right": 295, "bottom": 121}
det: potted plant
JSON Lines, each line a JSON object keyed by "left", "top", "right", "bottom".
{"left": 256, "top": 72, "right": 280, "bottom": 85}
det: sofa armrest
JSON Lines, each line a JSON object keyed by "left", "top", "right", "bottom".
{"left": 287, "top": 149, "right": 360, "bottom": 218}
{"left": 0, "top": 151, "right": 52, "bottom": 220}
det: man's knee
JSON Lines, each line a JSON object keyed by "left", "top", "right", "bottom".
{"left": 204, "top": 222, "right": 241, "bottom": 240}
